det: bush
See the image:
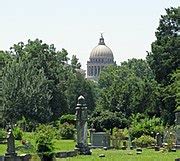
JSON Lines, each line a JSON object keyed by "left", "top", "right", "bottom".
{"left": 129, "top": 114, "right": 164, "bottom": 139}
{"left": 59, "top": 114, "right": 76, "bottom": 125}
{"left": 59, "top": 123, "right": 75, "bottom": 139}
{"left": 0, "top": 128, "right": 6, "bottom": 139}
{"left": 111, "top": 128, "right": 129, "bottom": 149}
{"left": 35, "top": 124, "right": 56, "bottom": 154}
{"left": 13, "top": 127, "right": 23, "bottom": 140}
{"left": 89, "top": 110, "right": 129, "bottom": 132}
{"left": 133, "top": 135, "right": 155, "bottom": 148}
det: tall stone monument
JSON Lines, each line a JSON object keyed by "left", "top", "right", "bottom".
{"left": 5, "top": 128, "right": 17, "bottom": 157}
{"left": 75, "top": 95, "right": 91, "bottom": 155}
{"left": 0, "top": 128, "right": 31, "bottom": 161}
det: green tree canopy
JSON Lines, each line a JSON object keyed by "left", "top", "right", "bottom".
{"left": 97, "top": 59, "right": 160, "bottom": 117}
{"left": 2, "top": 39, "right": 96, "bottom": 126}
{"left": 147, "top": 7, "right": 180, "bottom": 124}
{"left": 147, "top": 7, "right": 180, "bottom": 85}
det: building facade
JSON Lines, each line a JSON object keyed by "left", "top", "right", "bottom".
{"left": 87, "top": 34, "right": 115, "bottom": 81}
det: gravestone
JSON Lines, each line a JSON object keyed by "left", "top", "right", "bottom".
{"left": 175, "top": 158, "right": 180, "bottom": 161}
{"left": 75, "top": 95, "right": 91, "bottom": 155}
{"left": 5, "top": 129, "right": 17, "bottom": 157}
{"left": 156, "top": 133, "right": 162, "bottom": 147}
{"left": 90, "top": 132, "right": 110, "bottom": 148}
{"left": 175, "top": 111, "right": 180, "bottom": 149}
{"left": 0, "top": 128, "right": 31, "bottom": 161}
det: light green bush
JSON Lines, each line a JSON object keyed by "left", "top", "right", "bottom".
{"left": 13, "top": 127, "right": 23, "bottom": 140}
{"left": 59, "top": 123, "right": 75, "bottom": 139}
{"left": 133, "top": 135, "right": 155, "bottom": 148}
{"left": 35, "top": 124, "right": 56, "bottom": 154}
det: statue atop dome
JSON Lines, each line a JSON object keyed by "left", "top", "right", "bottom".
{"left": 98, "top": 33, "right": 105, "bottom": 45}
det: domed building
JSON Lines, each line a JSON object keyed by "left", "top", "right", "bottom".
{"left": 87, "top": 34, "right": 115, "bottom": 80}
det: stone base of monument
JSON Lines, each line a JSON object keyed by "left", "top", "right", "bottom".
{"left": 75, "top": 144, "right": 92, "bottom": 155}
{"left": 0, "top": 154, "right": 31, "bottom": 161}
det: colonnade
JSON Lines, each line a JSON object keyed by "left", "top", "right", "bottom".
{"left": 87, "top": 65, "right": 104, "bottom": 77}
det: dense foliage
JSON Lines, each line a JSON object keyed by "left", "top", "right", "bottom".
{"left": 59, "top": 123, "right": 75, "bottom": 139}
{"left": 98, "top": 59, "right": 160, "bottom": 117}
{"left": 1, "top": 7, "right": 179, "bottom": 142}
{"left": 2, "top": 39, "right": 95, "bottom": 126}
{"left": 35, "top": 124, "right": 55, "bottom": 154}
{"left": 147, "top": 7, "right": 180, "bottom": 124}
{"left": 129, "top": 114, "right": 164, "bottom": 139}
{"left": 132, "top": 135, "right": 156, "bottom": 148}
{"left": 59, "top": 114, "right": 76, "bottom": 125}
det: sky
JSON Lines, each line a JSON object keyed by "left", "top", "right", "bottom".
{"left": 0, "top": 0, "right": 179, "bottom": 70}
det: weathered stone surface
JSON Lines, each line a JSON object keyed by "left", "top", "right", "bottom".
{"left": 56, "top": 151, "right": 77, "bottom": 158}
{"left": 5, "top": 129, "right": 17, "bottom": 157}
{"left": 90, "top": 132, "right": 110, "bottom": 148}
{"left": 156, "top": 133, "right": 162, "bottom": 147}
{"left": 75, "top": 96, "right": 91, "bottom": 155}
{"left": 175, "top": 158, "right": 180, "bottom": 161}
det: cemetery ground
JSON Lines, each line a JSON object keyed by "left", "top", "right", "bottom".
{"left": 0, "top": 132, "right": 180, "bottom": 161}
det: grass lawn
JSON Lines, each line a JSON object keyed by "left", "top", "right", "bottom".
{"left": 0, "top": 132, "right": 180, "bottom": 161}
{"left": 57, "top": 149, "right": 180, "bottom": 161}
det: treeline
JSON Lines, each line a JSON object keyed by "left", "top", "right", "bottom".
{"left": 1, "top": 7, "right": 179, "bottom": 131}
{"left": 1, "top": 40, "right": 96, "bottom": 126}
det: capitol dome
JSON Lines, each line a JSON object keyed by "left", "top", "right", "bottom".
{"left": 90, "top": 38, "right": 114, "bottom": 59}
{"left": 87, "top": 34, "right": 115, "bottom": 81}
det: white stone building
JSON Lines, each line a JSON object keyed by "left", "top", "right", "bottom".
{"left": 87, "top": 34, "right": 115, "bottom": 81}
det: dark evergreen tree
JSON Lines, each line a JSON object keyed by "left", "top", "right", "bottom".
{"left": 147, "top": 7, "right": 180, "bottom": 124}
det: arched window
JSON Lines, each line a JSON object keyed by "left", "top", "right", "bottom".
{"left": 94, "top": 66, "right": 97, "bottom": 76}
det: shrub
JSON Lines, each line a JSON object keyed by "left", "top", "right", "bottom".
{"left": 0, "top": 128, "right": 6, "bottom": 139}
{"left": 133, "top": 135, "right": 155, "bottom": 148}
{"left": 111, "top": 128, "right": 128, "bottom": 149}
{"left": 89, "top": 110, "right": 129, "bottom": 132}
{"left": 35, "top": 124, "right": 56, "bottom": 154}
{"left": 59, "top": 114, "right": 76, "bottom": 125}
{"left": 129, "top": 114, "right": 164, "bottom": 139}
{"left": 59, "top": 123, "right": 75, "bottom": 139}
{"left": 13, "top": 127, "right": 23, "bottom": 140}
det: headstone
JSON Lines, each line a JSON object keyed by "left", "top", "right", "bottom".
{"left": 154, "top": 145, "right": 160, "bottom": 151}
{"left": 122, "top": 141, "right": 127, "bottom": 150}
{"left": 175, "top": 111, "right": 180, "bottom": 149}
{"left": 175, "top": 158, "right": 180, "bottom": 161}
{"left": 156, "top": 133, "right": 162, "bottom": 147}
{"left": 90, "top": 132, "right": 110, "bottom": 148}
{"left": 5, "top": 129, "right": 17, "bottom": 157}
{"left": 75, "top": 96, "right": 91, "bottom": 155}
{"left": 136, "top": 148, "right": 142, "bottom": 155}
{"left": 0, "top": 128, "right": 31, "bottom": 161}
{"left": 99, "top": 154, "right": 105, "bottom": 157}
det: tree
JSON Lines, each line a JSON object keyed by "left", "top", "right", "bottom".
{"left": 71, "top": 55, "right": 81, "bottom": 72}
{"left": 2, "top": 39, "right": 97, "bottom": 125}
{"left": 147, "top": 7, "right": 180, "bottom": 85}
{"left": 169, "top": 69, "right": 180, "bottom": 110}
{"left": 147, "top": 7, "right": 180, "bottom": 124}
{"left": 89, "top": 109, "right": 128, "bottom": 132}
{"left": 2, "top": 39, "right": 70, "bottom": 123}
{"left": 98, "top": 59, "right": 160, "bottom": 118}
{"left": 0, "top": 51, "right": 12, "bottom": 125}
{"left": 66, "top": 71, "right": 96, "bottom": 114}
{"left": 3, "top": 58, "right": 52, "bottom": 124}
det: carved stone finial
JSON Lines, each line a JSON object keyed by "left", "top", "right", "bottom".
{"left": 78, "top": 95, "right": 85, "bottom": 105}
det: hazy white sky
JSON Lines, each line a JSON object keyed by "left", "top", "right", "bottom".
{"left": 0, "top": 0, "right": 179, "bottom": 69}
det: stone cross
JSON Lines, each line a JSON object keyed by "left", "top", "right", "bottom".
{"left": 75, "top": 95, "right": 91, "bottom": 155}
